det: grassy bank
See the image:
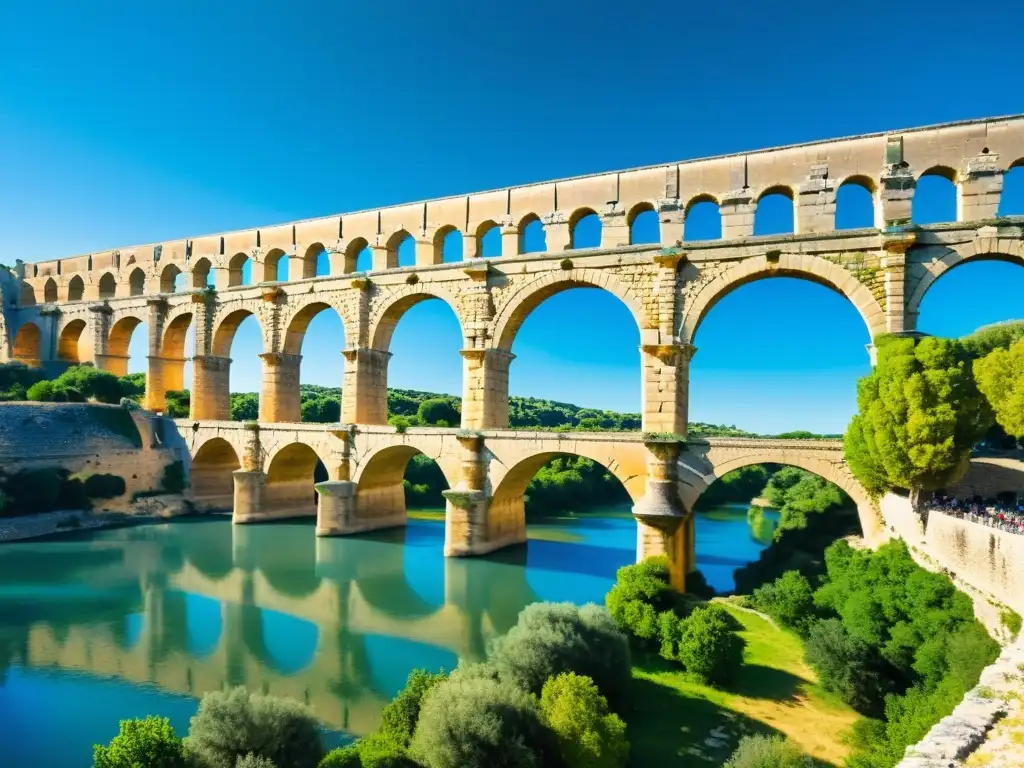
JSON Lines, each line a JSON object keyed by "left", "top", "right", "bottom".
{"left": 626, "top": 602, "right": 860, "bottom": 767}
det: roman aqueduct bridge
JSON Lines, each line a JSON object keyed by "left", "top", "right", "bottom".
{"left": 3, "top": 114, "right": 1024, "bottom": 589}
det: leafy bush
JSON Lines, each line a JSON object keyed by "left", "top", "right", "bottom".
{"left": 318, "top": 746, "right": 361, "bottom": 768}
{"left": 804, "top": 618, "right": 890, "bottom": 716}
{"left": 57, "top": 365, "right": 124, "bottom": 404}
{"left": 83, "top": 473, "right": 127, "bottom": 499}
{"left": 409, "top": 675, "right": 553, "bottom": 768}
{"left": 540, "top": 673, "right": 628, "bottom": 768}
{"left": 489, "top": 602, "right": 631, "bottom": 711}
{"left": 673, "top": 604, "right": 745, "bottom": 685}
{"left": 93, "top": 716, "right": 187, "bottom": 768}
{"left": 417, "top": 398, "right": 460, "bottom": 427}
{"left": 749, "top": 571, "right": 816, "bottom": 634}
{"left": 27, "top": 379, "right": 69, "bottom": 402}
{"left": 185, "top": 687, "right": 324, "bottom": 768}
{"left": 388, "top": 415, "right": 413, "bottom": 433}
{"left": 723, "top": 734, "right": 807, "bottom": 768}
{"left": 605, "top": 558, "right": 676, "bottom": 638}
{"left": 377, "top": 669, "right": 447, "bottom": 748}
{"left": 357, "top": 739, "right": 417, "bottom": 768}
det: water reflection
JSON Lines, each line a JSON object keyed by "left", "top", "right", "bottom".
{"left": 0, "top": 506, "right": 771, "bottom": 766}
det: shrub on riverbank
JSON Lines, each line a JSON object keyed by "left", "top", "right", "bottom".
{"left": 490, "top": 601, "right": 632, "bottom": 712}
{"left": 748, "top": 570, "right": 816, "bottom": 635}
{"left": 93, "top": 716, "right": 187, "bottom": 768}
{"left": 409, "top": 675, "right": 554, "bottom": 768}
{"left": 540, "top": 672, "right": 628, "bottom": 768}
{"left": 606, "top": 558, "right": 745, "bottom": 684}
{"left": 185, "top": 686, "right": 324, "bottom": 768}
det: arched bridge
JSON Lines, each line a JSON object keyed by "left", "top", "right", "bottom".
{"left": 174, "top": 419, "right": 878, "bottom": 591}
{"left": 6, "top": 116, "right": 1022, "bottom": 588}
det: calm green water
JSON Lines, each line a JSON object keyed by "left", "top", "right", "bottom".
{"left": 0, "top": 505, "right": 773, "bottom": 767}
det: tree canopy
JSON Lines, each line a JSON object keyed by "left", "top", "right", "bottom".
{"left": 973, "top": 338, "right": 1024, "bottom": 438}
{"left": 843, "top": 335, "right": 992, "bottom": 504}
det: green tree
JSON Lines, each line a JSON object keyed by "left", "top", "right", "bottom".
{"left": 231, "top": 393, "right": 260, "bottom": 421}
{"left": 843, "top": 335, "right": 992, "bottom": 508}
{"left": 185, "top": 686, "right": 325, "bottom": 768}
{"left": 318, "top": 746, "right": 361, "bottom": 768}
{"left": 301, "top": 397, "right": 341, "bottom": 423}
{"left": 749, "top": 571, "right": 816, "bottom": 634}
{"left": 409, "top": 675, "right": 553, "bottom": 768}
{"left": 673, "top": 604, "right": 745, "bottom": 685}
{"left": 973, "top": 338, "right": 1024, "bottom": 438}
{"left": 93, "top": 716, "right": 187, "bottom": 768}
{"left": 803, "top": 618, "right": 891, "bottom": 716}
{"left": 376, "top": 669, "right": 447, "bottom": 749}
{"left": 489, "top": 602, "right": 631, "bottom": 712}
{"left": 118, "top": 372, "right": 147, "bottom": 401}
{"left": 56, "top": 365, "right": 124, "bottom": 404}
{"left": 540, "top": 673, "right": 628, "bottom": 768}
{"left": 960, "top": 320, "right": 1024, "bottom": 358}
{"left": 416, "top": 398, "right": 460, "bottom": 427}
{"left": 165, "top": 389, "right": 191, "bottom": 417}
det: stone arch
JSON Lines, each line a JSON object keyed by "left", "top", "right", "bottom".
{"left": 282, "top": 301, "right": 349, "bottom": 355}
{"left": 385, "top": 229, "right": 415, "bottom": 269}
{"left": 68, "top": 275, "right": 85, "bottom": 301}
{"left": 228, "top": 253, "right": 250, "bottom": 287}
{"left": 43, "top": 278, "right": 58, "bottom": 303}
{"left": 212, "top": 309, "right": 261, "bottom": 357}
{"left": 368, "top": 285, "right": 465, "bottom": 352}
{"left": 343, "top": 237, "right": 371, "bottom": 273}
{"left": 836, "top": 175, "right": 877, "bottom": 229}
{"left": 432, "top": 224, "right": 461, "bottom": 263}
{"left": 686, "top": 447, "right": 879, "bottom": 541}
{"left": 627, "top": 202, "right": 659, "bottom": 245}
{"left": 19, "top": 282, "right": 35, "bottom": 306}
{"left": 487, "top": 448, "right": 643, "bottom": 555}
{"left": 108, "top": 315, "right": 145, "bottom": 375}
{"left": 191, "top": 258, "right": 213, "bottom": 289}
{"left": 12, "top": 322, "right": 42, "bottom": 365}
{"left": 568, "top": 207, "right": 601, "bottom": 249}
{"left": 906, "top": 240, "right": 1024, "bottom": 321}
{"left": 264, "top": 441, "right": 327, "bottom": 519}
{"left": 262, "top": 248, "right": 287, "bottom": 282}
{"left": 58, "top": 319, "right": 88, "bottom": 363}
{"left": 98, "top": 272, "right": 117, "bottom": 299}
{"left": 683, "top": 193, "right": 722, "bottom": 241}
{"left": 491, "top": 269, "right": 646, "bottom": 352}
{"left": 159, "top": 264, "right": 181, "bottom": 293}
{"left": 302, "top": 242, "right": 326, "bottom": 278}
{"left": 517, "top": 213, "right": 546, "bottom": 254}
{"left": 128, "top": 268, "right": 146, "bottom": 296}
{"left": 680, "top": 252, "right": 885, "bottom": 344}
{"left": 754, "top": 185, "right": 796, "bottom": 235}
{"left": 161, "top": 311, "right": 193, "bottom": 359}
{"left": 190, "top": 436, "right": 241, "bottom": 509}
{"left": 474, "top": 220, "right": 500, "bottom": 258}
{"left": 352, "top": 443, "right": 459, "bottom": 525}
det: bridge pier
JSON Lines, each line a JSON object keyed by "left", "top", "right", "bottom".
{"left": 640, "top": 342, "right": 694, "bottom": 436}
{"left": 444, "top": 432, "right": 520, "bottom": 556}
{"left": 259, "top": 352, "right": 302, "bottom": 423}
{"left": 192, "top": 355, "right": 231, "bottom": 420}
{"left": 315, "top": 480, "right": 364, "bottom": 535}
{"left": 341, "top": 348, "right": 391, "bottom": 424}
{"left": 232, "top": 469, "right": 266, "bottom": 524}
{"left": 145, "top": 355, "right": 186, "bottom": 412}
{"left": 460, "top": 348, "right": 513, "bottom": 429}
{"left": 632, "top": 438, "right": 690, "bottom": 591}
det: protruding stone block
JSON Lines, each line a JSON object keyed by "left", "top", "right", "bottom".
{"left": 315, "top": 480, "right": 358, "bottom": 536}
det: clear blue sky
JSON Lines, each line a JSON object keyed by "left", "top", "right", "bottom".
{"left": 2, "top": 0, "right": 1023, "bottom": 434}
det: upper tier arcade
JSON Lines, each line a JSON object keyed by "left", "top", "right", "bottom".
{"left": 11, "top": 113, "right": 1024, "bottom": 305}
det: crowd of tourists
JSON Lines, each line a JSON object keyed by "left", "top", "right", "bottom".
{"left": 928, "top": 494, "right": 1024, "bottom": 535}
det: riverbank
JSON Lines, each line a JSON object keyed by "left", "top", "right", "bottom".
{"left": 626, "top": 602, "right": 860, "bottom": 766}
{"left": 0, "top": 495, "right": 194, "bottom": 543}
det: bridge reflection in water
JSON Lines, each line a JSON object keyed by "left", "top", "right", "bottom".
{"left": 0, "top": 517, "right": 548, "bottom": 737}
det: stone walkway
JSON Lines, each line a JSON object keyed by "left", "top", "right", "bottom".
{"left": 898, "top": 638, "right": 1024, "bottom": 767}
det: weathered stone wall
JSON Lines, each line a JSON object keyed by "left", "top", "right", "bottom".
{"left": 0, "top": 403, "right": 181, "bottom": 512}
{"left": 947, "top": 456, "right": 1024, "bottom": 499}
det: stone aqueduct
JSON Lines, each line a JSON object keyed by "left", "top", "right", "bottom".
{"left": 4, "top": 115, "right": 1024, "bottom": 589}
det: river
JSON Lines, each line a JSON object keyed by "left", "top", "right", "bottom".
{"left": 0, "top": 503, "right": 775, "bottom": 767}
